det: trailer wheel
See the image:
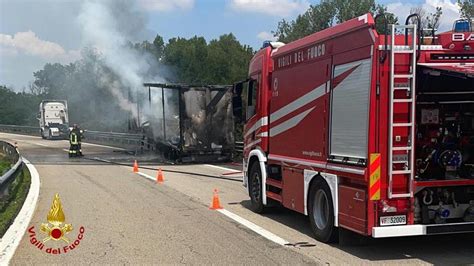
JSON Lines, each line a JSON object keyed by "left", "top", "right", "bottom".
{"left": 308, "top": 179, "right": 338, "bottom": 243}
{"left": 248, "top": 162, "right": 265, "bottom": 213}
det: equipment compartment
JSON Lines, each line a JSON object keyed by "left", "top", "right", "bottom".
{"left": 415, "top": 67, "right": 474, "bottom": 181}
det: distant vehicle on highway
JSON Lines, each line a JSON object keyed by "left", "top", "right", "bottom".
{"left": 38, "top": 100, "right": 70, "bottom": 140}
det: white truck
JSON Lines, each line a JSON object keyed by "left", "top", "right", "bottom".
{"left": 38, "top": 100, "right": 70, "bottom": 140}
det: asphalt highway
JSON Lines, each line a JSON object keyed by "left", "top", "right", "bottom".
{"left": 1, "top": 132, "right": 473, "bottom": 265}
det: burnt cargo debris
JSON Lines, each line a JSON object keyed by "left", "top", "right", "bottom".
{"left": 141, "top": 83, "right": 235, "bottom": 162}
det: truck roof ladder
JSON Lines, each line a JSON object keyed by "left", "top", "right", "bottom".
{"left": 388, "top": 24, "right": 417, "bottom": 199}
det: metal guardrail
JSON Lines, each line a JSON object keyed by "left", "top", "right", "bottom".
{"left": 0, "top": 124, "right": 39, "bottom": 135}
{"left": 0, "top": 141, "right": 22, "bottom": 191}
{"left": 0, "top": 124, "right": 147, "bottom": 150}
{"left": 84, "top": 130, "right": 145, "bottom": 147}
{"left": 235, "top": 141, "right": 243, "bottom": 153}
{"left": 0, "top": 124, "right": 243, "bottom": 155}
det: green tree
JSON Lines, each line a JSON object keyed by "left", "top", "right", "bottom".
{"left": 163, "top": 36, "right": 209, "bottom": 83}
{"left": 374, "top": 5, "right": 399, "bottom": 34}
{"left": 162, "top": 34, "right": 253, "bottom": 84}
{"left": 409, "top": 6, "right": 443, "bottom": 36}
{"left": 273, "top": 0, "right": 398, "bottom": 43}
{"left": 458, "top": 0, "right": 474, "bottom": 20}
{"left": 427, "top": 7, "right": 443, "bottom": 33}
{"left": 0, "top": 86, "right": 41, "bottom": 125}
{"left": 205, "top": 34, "right": 254, "bottom": 84}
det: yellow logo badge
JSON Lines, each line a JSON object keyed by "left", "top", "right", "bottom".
{"left": 40, "top": 193, "right": 73, "bottom": 243}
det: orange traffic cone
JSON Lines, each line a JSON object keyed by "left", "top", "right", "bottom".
{"left": 209, "top": 189, "right": 223, "bottom": 210}
{"left": 133, "top": 160, "right": 139, "bottom": 173}
{"left": 156, "top": 168, "right": 164, "bottom": 183}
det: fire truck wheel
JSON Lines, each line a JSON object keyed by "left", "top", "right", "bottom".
{"left": 308, "top": 179, "right": 338, "bottom": 243}
{"left": 249, "top": 162, "right": 265, "bottom": 213}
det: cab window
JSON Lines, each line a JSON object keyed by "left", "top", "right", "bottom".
{"left": 246, "top": 76, "right": 259, "bottom": 121}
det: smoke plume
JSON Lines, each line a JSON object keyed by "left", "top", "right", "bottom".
{"left": 77, "top": 0, "right": 164, "bottom": 120}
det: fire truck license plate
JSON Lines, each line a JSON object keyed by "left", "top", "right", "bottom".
{"left": 380, "top": 215, "right": 406, "bottom": 226}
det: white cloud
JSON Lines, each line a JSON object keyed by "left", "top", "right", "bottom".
{"left": 230, "top": 0, "right": 310, "bottom": 17}
{"left": 257, "top": 31, "right": 277, "bottom": 41}
{"left": 387, "top": 0, "right": 461, "bottom": 32}
{"left": 138, "top": 0, "right": 194, "bottom": 11}
{"left": 0, "top": 31, "right": 80, "bottom": 63}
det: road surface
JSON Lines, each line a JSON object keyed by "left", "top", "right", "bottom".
{"left": 1, "top": 132, "right": 473, "bottom": 265}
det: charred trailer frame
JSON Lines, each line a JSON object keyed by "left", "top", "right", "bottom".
{"left": 142, "top": 83, "right": 235, "bottom": 162}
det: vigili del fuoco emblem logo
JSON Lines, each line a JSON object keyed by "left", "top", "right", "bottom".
{"left": 28, "top": 193, "right": 85, "bottom": 254}
{"left": 40, "top": 193, "right": 73, "bottom": 243}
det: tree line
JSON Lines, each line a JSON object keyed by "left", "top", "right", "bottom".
{"left": 0, "top": 0, "right": 473, "bottom": 131}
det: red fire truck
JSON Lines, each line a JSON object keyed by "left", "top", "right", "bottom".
{"left": 234, "top": 13, "right": 474, "bottom": 242}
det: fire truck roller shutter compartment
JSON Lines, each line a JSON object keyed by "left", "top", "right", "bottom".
{"left": 330, "top": 58, "right": 373, "bottom": 161}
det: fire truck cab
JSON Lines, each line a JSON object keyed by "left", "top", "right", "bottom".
{"left": 235, "top": 13, "right": 474, "bottom": 242}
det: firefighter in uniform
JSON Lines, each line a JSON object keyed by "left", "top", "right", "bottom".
{"left": 69, "top": 124, "right": 84, "bottom": 157}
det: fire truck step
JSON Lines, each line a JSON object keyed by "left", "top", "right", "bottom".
{"left": 393, "top": 49, "right": 415, "bottom": 54}
{"left": 266, "top": 178, "right": 282, "bottom": 189}
{"left": 392, "top": 160, "right": 409, "bottom": 164}
{"left": 390, "top": 193, "right": 412, "bottom": 198}
{"left": 393, "top": 99, "right": 413, "bottom": 103}
{"left": 393, "top": 123, "right": 413, "bottom": 127}
{"left": 392, "top": 170, "right": 412, "bottom": 174}
{"left": 266, "top": 191, "right": 282, "bottom": 202}
{"left": 393, "top": 86, "right": 411, "bottom": 91}
{"left": 392, "top": 146, "right": 412, "bottom": 151}
{"left": 394, "top": 74, "right": 414, "bottom": 79}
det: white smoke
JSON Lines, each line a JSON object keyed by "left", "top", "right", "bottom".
{"left": 77, "top": 0, "right": 165, "bottom": 119}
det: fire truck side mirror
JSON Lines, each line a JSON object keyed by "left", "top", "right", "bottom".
{"left": 232, "top": 82, "right": 244, "bottom": 123}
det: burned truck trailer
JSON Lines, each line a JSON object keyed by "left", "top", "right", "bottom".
{"left": 142, "top": 83, "right": 234, "bottom": 162}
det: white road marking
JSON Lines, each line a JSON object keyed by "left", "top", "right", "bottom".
{"left": 80, "top": 142, "right": 126, "bottom": 151}
{"left": 0, "top": 158, "right": 41, "bottom": 265}
{"left": 204, "top": 164, "right": 240, "bottom": 172}
{"left": 137, "top": 171, "right": 156, "bottom": 182}
{"left": 135, "top": 171, "right": 287, "bottom": 247}
{"left": 217, "top": 209, "right": 289, "bottom": 246}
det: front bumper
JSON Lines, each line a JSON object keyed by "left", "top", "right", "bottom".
{"left": 372, "top": 222, "right": 474, "bottom": 238}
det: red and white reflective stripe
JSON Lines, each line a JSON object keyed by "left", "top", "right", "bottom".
{"left": 244, "top": 116, "right": 268, "bottom": 138}
{"left": 369, "top": 153, "right": 381, "bottom": 200}
{"left": 268, "top": 154, "right": 326, "bottom": 169}
{"left": 244, "top": 139, "right": 262, "bottom": 150}
{"left": 269, "top": 154, "right": 365, "bottom": 175}
{"left": 270, "top": 107, "right": 315, "bottom": 137}
{"left": 270, "top": 83, "right": 326, "bottom": 123}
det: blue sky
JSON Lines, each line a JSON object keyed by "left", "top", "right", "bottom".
{"left": 0, "top": 0, "right": 462, "bottom": 89}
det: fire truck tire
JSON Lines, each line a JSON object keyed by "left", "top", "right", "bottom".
{"left": 308, "top": 179, "right": 338, "bottom": 243}
{"left": 248, "top": 162, "right": 265, "bottom": 213}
